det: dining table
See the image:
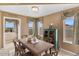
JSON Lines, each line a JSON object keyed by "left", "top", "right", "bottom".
{"left": 18, "top": 39, "right": 54, "bottom": 56}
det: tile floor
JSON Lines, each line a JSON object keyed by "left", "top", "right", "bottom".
{"left": 58, "top": 49, "right": 75, "bottom": 56}
{"left": 0, "top": 43, "right": 76, "bottom": 56}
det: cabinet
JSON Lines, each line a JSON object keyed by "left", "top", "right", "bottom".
{"left": 43, "top": 28, "right": 59, "bottom": 50}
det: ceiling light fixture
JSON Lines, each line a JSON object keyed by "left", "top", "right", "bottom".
{"left": 32, "top": 6, "right": 39, "bottom": 12}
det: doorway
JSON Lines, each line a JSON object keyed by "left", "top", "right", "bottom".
{"left": 3, "top": 17, "right": 21, "bottom": 48}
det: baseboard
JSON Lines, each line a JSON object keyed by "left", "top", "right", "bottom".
{"left": 60, "top": 48, "right": 77, "bottom": 55}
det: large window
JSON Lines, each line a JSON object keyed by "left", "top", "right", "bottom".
{"left": 63, "top": 16, "right": 75, "bottom": 44}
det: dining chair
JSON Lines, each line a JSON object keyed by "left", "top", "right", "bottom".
{"left": 13, "top": 39, "right": 20, "bottom": 55}
{"left": 52, "top": 50, "right": 58, "bottom": 56}
{"left": 13, "top": 39, "right": 24, "bottom": 56}
{"left": 50, "top": 48, "right": 59, "bottom": 56}
{"left": 13, "top": 39, "right": 33, "bottom": 56}
{"left": 18, "top": 40, "right": 33, "bottom": 56}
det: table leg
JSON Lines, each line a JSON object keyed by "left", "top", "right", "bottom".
{"left": 50, "top": 48, "right": 52, "bottom": 55}
{"left": 45, "top": 50, "right": 48, "bottom": 55}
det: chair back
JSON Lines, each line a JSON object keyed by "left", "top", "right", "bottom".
{"left": 13, "top": 39, "right": 21, "bottom": 55}
{"left": 13, "top": 39, "right": 26, "bottom": 56}
{"left": 13, "top": 39, "right": 19, "bottom": 49}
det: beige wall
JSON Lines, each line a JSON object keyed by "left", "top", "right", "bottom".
{"left": 1, "top": 11, "right": 29, "bottom": 36}
{"left": 0, "top": 12, "right": 3, "bottom": 48}
{"left": 43, "top": 12, "right": 63, "bottom": 48}
{"left": 0, "top": 6, "right": 79, "bottom": 54}
{"left": 62, "top": 7, "right": 79, "bottom": 54}
{"left": 0, "top": 11, "right": 29, "bottom": 48}
{"left": 43, "top": 7, "right": 79, "bottom": 54}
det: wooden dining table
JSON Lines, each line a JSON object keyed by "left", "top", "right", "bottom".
{"left": 19, "top": 39, "right": 54, "bottom": 56}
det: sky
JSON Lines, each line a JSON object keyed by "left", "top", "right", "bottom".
{"left": 5, "top": 21, "right": 15, "bottom": 28}
{"left": 5, "top": 17, "right": 73, "bottom": 28}
{"left": 64, "top": 17, "right": 74, "bottom": 26}
{"left": 6, "top": 20, "right": 43, "bottom": 28}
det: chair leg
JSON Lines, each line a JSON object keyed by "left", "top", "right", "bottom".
{"left": 52, "top": 51, "right": 58, "bottom": 56}
{"left": 49, "top": 48, "right": 52, "bottom": 55}
{"left": 45, "top": 50, "right": 48, "bottom": 55}
{"left": 15, "top": 50, "right": 18, "bottom": 56}
{"left": 54, "top": 52, "right": 58, "bottom": 56}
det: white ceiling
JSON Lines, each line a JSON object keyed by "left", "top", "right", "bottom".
{"left": 0, "top": 4, "right": 79, "bottom": 17}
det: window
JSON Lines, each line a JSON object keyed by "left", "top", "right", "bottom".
{"left": 64, "top": 17, "right": 74, "bottom": 26}
{"left": 5, "top": 20, "right": 16, "bottom": 32}
{"left": 28, "top": 20, "right": 33, "bottom": 35}
{"left": 63, "top": 16, "right": 75, "bottom": 44}
{"left": 37, "top": 20, "right": 43, "bottom": 36}
{"left": 28, "top": 18, "right": 43, "bottom": 37}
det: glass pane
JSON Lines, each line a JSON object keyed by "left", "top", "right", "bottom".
{"left": 37, "top": 21, "right": 43, "bottom": 36}
{"left": 28, "top": 21, "right": 33, "bottom": 27}
{"left": 63, "top": 16, "right": 74, "bottom": 44}
{"left": 5, "top": 21, "right": 15, "bottom": 28}
{"left": 64, "top": 17, "right": 74, "bottom": 26}
{"left": 5, "top": 20, "right": 15, "bottom": 32}
{"left": 28, "top": 20, "right": 33, "bottom": 35}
